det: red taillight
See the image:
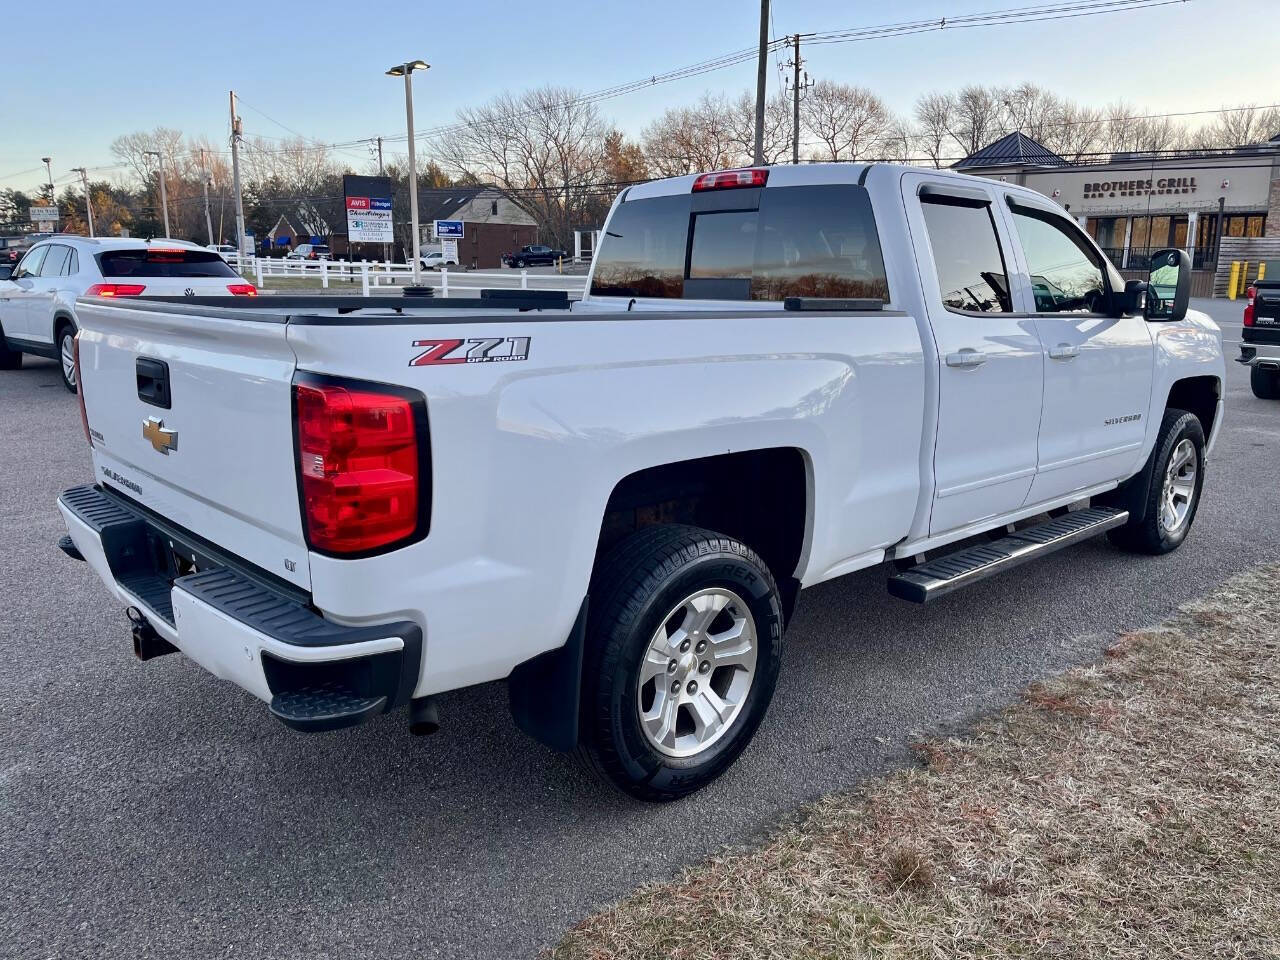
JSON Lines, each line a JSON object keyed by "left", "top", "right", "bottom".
{"left": 227, "top": 283, "right": 257, "bottom": 297}
{"left": 294, "top": 381, "right": 423, "bottom": 554}
{"left": 1243, "top": 285, "right": 1256, "bottom": 327}
{"left": 84, "top": 283, "right": 146, "bottom": 298}
{"left": 692, "top": 168, "right": 769, "bottom": 192}
{"left": 73, "top": 332, "right": 91, "bottom": 446}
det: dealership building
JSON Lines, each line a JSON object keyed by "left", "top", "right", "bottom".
{"left": 955, "top": 131, "right": 1280, "bottom": 270}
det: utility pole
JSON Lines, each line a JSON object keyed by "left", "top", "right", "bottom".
{"left": 376, "top": 136, "right": 385, "bottom": 175}
{"left": 200, "top": 149, "right": 215, "bottom": 246}
{"left": 145, "top": 150, "right": 172, "bottom": 237}
{"left": 787, "top": 35, "right": 812, "bottom": 165}
{"left": 753, "top": 0, "right": 770, "bottom": 165}
{"left": 71, "top": 167, "right": 94, "bottom": 236}
{"left": 230, "top": 91, "right": 247, "bottom": 256}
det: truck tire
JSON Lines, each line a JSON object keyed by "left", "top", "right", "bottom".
{"left": 515, "top": 258, "right": 526, "bottom": 268}
{"left": 1251, "top": 366, "right": 1280, "bottom": 400}
{"left": 578, "top": 524, "right": 784, "bottom": 801}
{"left": 1107, "top": 408, "right": 1205, "bottom": 555}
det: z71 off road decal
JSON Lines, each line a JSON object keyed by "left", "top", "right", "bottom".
{"left": 410, "top": 337, "right": 531, "bottom": 366}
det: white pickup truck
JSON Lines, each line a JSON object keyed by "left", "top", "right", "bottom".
{"left": 57, "top": 163, "right": 1225, "bottom": 800}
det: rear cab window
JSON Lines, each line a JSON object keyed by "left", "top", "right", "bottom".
{"left": 919, "top": 194, "right": 1012, "bottom": 314}
{"left": 590, "top": 183, "right": 889, "bottom": 303}
{"left": 97, "top": 249, "right": 238, "bottom": 279}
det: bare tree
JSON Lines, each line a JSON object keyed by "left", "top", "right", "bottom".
{"left": 436, "top": 85, "right": 609, "bottom": 249}
{"left": 948, "top": 85, "right": 1009, "bottom": 156}
{"left": 913, "top": 92, "right": 954, "bottom": 168}
{"left": 1187, "top": 104, "right": 1280, "bottom": 149}
{"left": 871, "top": 115, "right": 916, "bottom": 163}
{"left": 801, "top": 81, "right": 890, "bottom": 162}
{"left": 730, "top": 91, "right": 791, "bottom": 165}
{"left": 1050, "top": 103, "right": 1105, "bottom": 162}
{"left": 641, "top": 93, "right": 746, "bottom": 177}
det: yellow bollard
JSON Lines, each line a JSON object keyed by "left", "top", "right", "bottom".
{"left": 1241, "top": 261, "right": 1251, "bottom": 298}
{"left": 1228, "top": 260, "right": 1240, "bottom": 300}
{"left": 1259, "top": 262, "right": 1267, "bottom": 282}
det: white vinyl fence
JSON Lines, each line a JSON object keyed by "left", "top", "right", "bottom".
{"left": 232, "top": 255, "right": 587, "bottom": 299}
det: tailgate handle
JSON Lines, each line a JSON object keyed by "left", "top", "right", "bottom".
{"left": 136, "top": 357, "right": 172, "bottom": 409}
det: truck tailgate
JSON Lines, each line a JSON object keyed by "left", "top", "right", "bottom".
{"left": 75, "top": 300, "right": 310, "bottom": 590}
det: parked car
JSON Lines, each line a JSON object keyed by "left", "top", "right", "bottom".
{"left": 419, "top": 251, "right": 457, "bottom": 270}
{"left": 0, "top": 236, "right": 256, "bottom": 392}
{"left": 207, "top": 244, "right": 239, "bottom": 261}
{"left": 286, "top": 243, "right": 331, "bottom": 262}
{"left": 56, "top": 163, "right": 1224, "bottom": 801}
{"left": 1240, "top": 280, "right": 1280, "bottom": 399}
{"left": 502, "top": 244, "right": 565, "bottom": 267}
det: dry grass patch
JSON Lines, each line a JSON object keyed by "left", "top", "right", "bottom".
{"left": 550, "top": 564, "right": 1280, "bottom": 959}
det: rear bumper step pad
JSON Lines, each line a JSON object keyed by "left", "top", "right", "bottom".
{"left": 58, "top": 483, "right": 423, "bottom": 732}
{"left": 888, "top": 506, "right": 1128, "bottom": 603}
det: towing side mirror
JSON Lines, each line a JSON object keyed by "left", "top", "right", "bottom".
{"left": 1145, "top": 248, "right": 1190, "bottom": 322}
{"left": 0, "top": 265, "right": 12, "bottom": 281}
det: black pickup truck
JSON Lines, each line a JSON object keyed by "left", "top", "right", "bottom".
{"left": 502, "top": 244, "right": 566, "bottom": 268}
{"left": 1242, "top": 279, "right": 1280, "bottom": 399}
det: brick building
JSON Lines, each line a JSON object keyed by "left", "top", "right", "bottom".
{"left": 417, "top": 187, "right": 539, "bottom": 269}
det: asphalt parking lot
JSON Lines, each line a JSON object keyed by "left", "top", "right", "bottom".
{"left": 2, "top": 298, "right": 1276, "bottom": 960}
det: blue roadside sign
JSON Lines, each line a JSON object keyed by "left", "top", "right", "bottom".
{"left": 434, "top": 219, "right": 464, "bottom": 239}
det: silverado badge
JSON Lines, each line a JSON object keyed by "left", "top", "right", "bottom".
{"left": 142, "top": 416, "right": 178, "bottom": 455}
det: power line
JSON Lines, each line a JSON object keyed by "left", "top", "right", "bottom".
{"left": 802, "top": 0, "right": 1186, "bottom": 44}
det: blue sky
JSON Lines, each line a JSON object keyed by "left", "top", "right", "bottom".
{"left": 2, "top": 0, "right": 1275, "bottom": 193}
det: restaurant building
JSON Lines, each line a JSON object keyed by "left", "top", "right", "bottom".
{"left": 955, "top": 131, "right": 1280, "bottom": 270}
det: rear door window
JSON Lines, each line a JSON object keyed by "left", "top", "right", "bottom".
{"left": 919, "top": 196, "right": 1011, "bottom": 313}
{"left": 39, "top": 245, "right": 72, "bottom": 277}
{"left": 591, "top": 185, "right": 889, "bottom": 302}
{"left": 97, "top": 249, "right": 238, "bottom": 279}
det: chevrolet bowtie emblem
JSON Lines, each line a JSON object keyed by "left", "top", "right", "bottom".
{"left": 142, "top": 416, "right": 178, "bottom": 455}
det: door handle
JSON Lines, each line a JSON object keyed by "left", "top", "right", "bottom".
{"left": 1048, "top": 343, "right": 1080, "bottom": 360}
{"left": 945, "top": 349, "right": 987, "bottom": 368}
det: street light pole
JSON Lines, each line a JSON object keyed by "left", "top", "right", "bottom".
{"left": 387, "top": 59, "right": 429, "bottom": 287}
{"left": 71, "top": 167, "right": 94, "bottom": 236}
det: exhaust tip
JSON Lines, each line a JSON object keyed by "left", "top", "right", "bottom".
{"left": 409, "top": 696, "right": 440, "bottom": 736}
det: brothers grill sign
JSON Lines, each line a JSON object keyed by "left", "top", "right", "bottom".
{"left": 1082, "top": 176, "right": 1197, "bottom": 200}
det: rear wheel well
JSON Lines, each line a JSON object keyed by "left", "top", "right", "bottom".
{"left": 597, "top": 448, "right": 809, "bottom": 622}
{"left": 1166, "top": 376, "right": 1219, "bottom": 437}
{"left": 53, "top": 313, "right": 75, "bottom": 342}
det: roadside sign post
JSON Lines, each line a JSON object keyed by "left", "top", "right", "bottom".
{"left": 434, "top": 221, "right": 463, "bottom": 269}
{"left": 344, "top": 175, "right": 395, "bottom": 276}
{"left": 30, "top": 206, "right": 58, "bottom": 230}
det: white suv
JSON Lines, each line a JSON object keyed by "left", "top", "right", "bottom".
{"left": 0, "top": 236, "right": 257, "bottom": 392}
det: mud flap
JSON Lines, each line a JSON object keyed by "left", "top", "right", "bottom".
{"left": 507, "top": 597, "right": 588, "bottom": 752}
